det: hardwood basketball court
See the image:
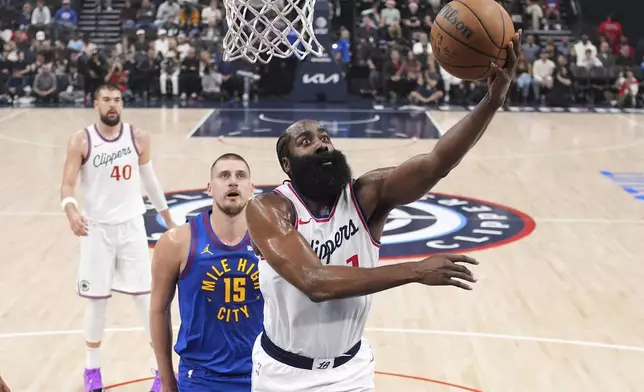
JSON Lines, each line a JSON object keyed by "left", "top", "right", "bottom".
{"left": 0, "top": 105, "right": 643, "bottom": 391}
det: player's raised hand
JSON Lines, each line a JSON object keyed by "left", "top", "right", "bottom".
{"left": 67, "top": 211, "right": 89, "bottom": 236}
{"left": 487, "top": 29, "right": 523, "bottom": 107}
{"left": 413, "top": 254, "right": 479, "bottom": 290}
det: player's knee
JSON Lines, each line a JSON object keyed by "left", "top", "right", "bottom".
{"left": 84, "top": 298, "right": 108, "bottom": 342}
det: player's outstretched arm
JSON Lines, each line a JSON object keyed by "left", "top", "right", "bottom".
{"left": 150, "top": 224, "right": 189, "bottom": 391}
{"left": 60, "top": 130, "right": 89, "bottom": 236}
{"left": 133, "top": 128, "right": 176, "bottom": 229}
{"left": 357, "top": 31, "right": 523, "bottom": 211}
{"left": 247, "top": 194, "right": 477, "bottom": 301}
{"left": 246, "top": 194, "right": 418, "bottom": 302}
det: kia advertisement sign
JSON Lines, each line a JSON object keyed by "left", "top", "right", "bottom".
{"left": 289, "top": 0, "right": 348, "bottom": 102}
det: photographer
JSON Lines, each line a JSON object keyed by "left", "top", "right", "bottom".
{"left": 105, "top": 60, "right": 131, "bottom": 100}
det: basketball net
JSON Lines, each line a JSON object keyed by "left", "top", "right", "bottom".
{"left": 222, "top": 0, "right": 325, "bottom": 63}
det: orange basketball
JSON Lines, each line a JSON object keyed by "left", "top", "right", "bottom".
{"left": 430, "top": 0, "right": 515, "bottom": 81}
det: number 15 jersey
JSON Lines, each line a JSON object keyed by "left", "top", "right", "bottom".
{"left": 79, "top": 123, "right": 146, "bottom": 225}
{"left": 259, "top": 181, "right": 381, "bottom": 359}
{"left": 175, "top": 210, "right": 264, "bottom": 376}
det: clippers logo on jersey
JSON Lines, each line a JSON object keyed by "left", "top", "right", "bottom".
{"left": 200, "top": 256, "right": 260, "bottom": 323}
{"left": 144, "top": 187, "right": 535, "bottom": 258}
{"left": 311, "top": 218, "right": 360, "bottom": 264}
{"left": 92, "top": 146, "right": 134, "bottom": 168}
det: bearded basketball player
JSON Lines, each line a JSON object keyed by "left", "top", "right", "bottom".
{"left": 150, "top": 153, "right": 263, "bottom": 392}
{"left": 60, "top": 83, "right": 177, "bottom": 392}
{"left": 246, "top": 32, "right": 522, "bottom": 392}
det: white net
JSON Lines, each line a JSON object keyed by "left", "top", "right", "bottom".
{"left": 222, "top": 0, "right": 325, "bottom": 63}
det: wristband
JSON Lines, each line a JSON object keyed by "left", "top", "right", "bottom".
{"left": 61, "top": 197, "right": 78, "bottom": 210}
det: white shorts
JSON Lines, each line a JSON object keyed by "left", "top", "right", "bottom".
{"left": 251, "top": 333, "right": 375, "bottom": 392}
{"left": 77, "top": 215, "right": 151, "bottom": 298}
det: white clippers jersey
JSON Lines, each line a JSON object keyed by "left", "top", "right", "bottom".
{"left": 259, "top": 181, "right": 381, "bottom": 358}
{"left": 79, "top": 123, "right": 146, "bottom": 224}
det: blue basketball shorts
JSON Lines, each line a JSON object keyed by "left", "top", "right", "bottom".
{"left": 178, "top": 361, "right": 252, "bottom": 392}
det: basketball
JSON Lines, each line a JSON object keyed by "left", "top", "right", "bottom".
{"left": 430, "top": 0, "right": 515, "bottom": 81}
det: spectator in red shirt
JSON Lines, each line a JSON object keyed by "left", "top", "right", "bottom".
{"left": 617, "top": 70, "right": 638, "bottom": 107}
{"left": 598, "top": 15, "right": 623, "bottom": 50}
{"left": 606, "top": 70, "right": 638, "bottom": 108}
{"left": 105, "top": 61, "right": 127, "bottom": 93}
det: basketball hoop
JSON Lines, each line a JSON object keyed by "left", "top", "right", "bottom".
{"left": 222, "top": 0, "right": 325, "bottom": 63}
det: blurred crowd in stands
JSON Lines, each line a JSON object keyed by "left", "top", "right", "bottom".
{"left": 348, "top": 0, "right": 644, "bottom": 108}
{"left": 0, "top": 0, "right": 643, "bottom": 108}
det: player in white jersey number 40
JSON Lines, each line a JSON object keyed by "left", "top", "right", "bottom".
{"left": 246, "top": 31, "right": 522, "bottom": 392}
{"left": 60, "top": 83, "right": 177, "bottom": 392}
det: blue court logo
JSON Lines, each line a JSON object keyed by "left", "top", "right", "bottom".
{"left": 144, "top": 186, "right": 535, "bottom": 259}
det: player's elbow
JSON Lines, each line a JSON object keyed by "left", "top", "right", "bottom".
{"left": 306, "top": 289, "right": 330, "bottom": 303}
{"left": 300, "top": 270, "right": 333, "bottom": 303}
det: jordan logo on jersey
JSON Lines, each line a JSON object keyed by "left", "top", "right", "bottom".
{"left": 310, "top": 218, "right": 360, "bottom": 265}
{"left": 201, "top": 245, "right": 214, "bottom": 255}
{"left": 93, "top": 146, "right": 134, "bottom": 168}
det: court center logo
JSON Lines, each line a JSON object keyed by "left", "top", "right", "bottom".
{"left": 143, "top": 186, "right": 535, "bottom": 259}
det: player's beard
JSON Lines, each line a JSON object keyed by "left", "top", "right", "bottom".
{"left": 100, "top": 111, "right": 120, "bottom": 127}
{"left": 215, "top": 198, "right": 247, "bottom": 217}
{"left": 288, "top": 149, "right": 352, "bottom": 201}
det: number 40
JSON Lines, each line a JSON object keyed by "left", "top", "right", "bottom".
{"left": 110, "top": 164, "right": 132, "bottom": 181}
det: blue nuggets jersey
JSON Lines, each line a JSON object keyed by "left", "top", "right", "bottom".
{"left": 174, "top": 210, "right": 264, "bottom": 378}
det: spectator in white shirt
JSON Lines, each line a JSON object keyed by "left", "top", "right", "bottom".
{"left": 176, "top": 32, "right": 191, "bottom": 59}
{"left": 525, "top": 0, "right": 543, "bottom": 31}
{"left": 572, "top": 35, "right": 597, "bottom": 66}
{"left": 532, "top": 51, "right": 555, "bottom": 103}
{"left": 411, "top": 32, "right": 435, "bottom": 71}
{"left": 201, "top": 0, "right": 223, "bottom": 26}
{"left": 154, "top": 29, "right": 169, "bottom": 57}
{"left": 578, "top": 48, "right": 603, "bottom": 69}
{"left": 31, "top": 0, "right": 51, "bottom": 28}
{"left": 155, "top": 0, "right": 181, "bottom": 26}
{"left": 411, "top": 32, "right": 431, "bottom": 56}
{"left": 380, "top": 0, "right": 401, "bottom": 27}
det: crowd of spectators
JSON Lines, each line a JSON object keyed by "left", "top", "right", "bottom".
{"left": 0, "top": 0, "right": 290, "bottom": 105}
{"left": 0, "top": 0, "right": 643, "bottom": 108}
{"left": 345, "top": 1, "right": 644, "bottom": 108}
